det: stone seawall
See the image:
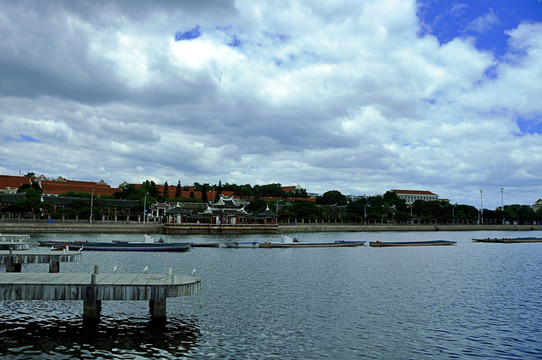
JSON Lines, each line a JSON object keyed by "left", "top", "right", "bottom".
{"left": 1, "top": 222, "right": 541, "bottom": 234}
{"left": 0, "top": 223, "right": 163, "bottom": 234}
{"left": 279, "top": 224, "right": 542, "bottom": 233}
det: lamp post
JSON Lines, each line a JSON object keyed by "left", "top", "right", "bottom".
{"left": 452, "top": 204, "right": 456, "bottom": 225}
{"left": 90, "top": 189, "right": 94, "bottom": 224}
{"left": 500, "top": 187, "right": 504, "bottom": 225}
{"left": 480, "top": 188, "right": 483, "bottom": 225}
{"left": 143, "top": 192, "right": 148, "bottom": 225}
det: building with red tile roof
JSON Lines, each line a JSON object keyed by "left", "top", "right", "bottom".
{"left": 0, "top": 175, "right": 35, "bottom": 194}
{"left": 40, "top": 179, "right": 119, "bottom": 196}
{"left": 391, "top": 189, "right": 439, "bottom": 204}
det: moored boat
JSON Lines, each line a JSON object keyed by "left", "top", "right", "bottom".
{"left": 224, "top": 241, "right": 261, "bottom": 248}
{"left": 260, "top": 236, "right": 365, "bottom": 248}
{"left": 472, "top": 237, "right": 542, "bottom": 243}
{"left": 189, "top": 242, "right": 220, "bottom": 248}
{"left": 50, "top": 241, "right": 191, "bottom": 252}
{"left": 369, "top": 240, "right": 457, "bottom": 247}
{"left": 260, "top": 241, "right": 365, "bottom": 248}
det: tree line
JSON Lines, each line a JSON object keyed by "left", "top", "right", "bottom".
{"left": 2, "top": 177, "right": 541, "bottom": 225}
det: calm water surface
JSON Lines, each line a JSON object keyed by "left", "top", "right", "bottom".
{"left": 1, "top": 230, "right": 541, "bottom": 359}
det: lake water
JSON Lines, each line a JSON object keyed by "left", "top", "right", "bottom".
{"left": 1, "top": 230, "right": 541, "bottom": 359}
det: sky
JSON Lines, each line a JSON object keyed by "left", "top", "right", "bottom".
{"left": 1, "top": 0, "right": 541, "bottom": 209}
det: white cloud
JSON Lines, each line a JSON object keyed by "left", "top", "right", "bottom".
{"left": 466, "top": 8, "right": 499, "bottom": 34}
{"left": 0, "top": 0, "right": 541, "bottom": 208}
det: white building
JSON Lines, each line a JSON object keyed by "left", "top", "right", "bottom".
{"left": 392, "top": 189, "right": 439, "bottom": 205}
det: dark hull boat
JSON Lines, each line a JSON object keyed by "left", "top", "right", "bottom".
{"left": 224, "top": 241, "right": 261, "bottom": 248}
{"left": 260, "top": 240, "right": 365, "bottom": 248}
{"left": 189, "top": 242, "right": 220, "bottom": 248}
{"left": 472, "top": 237, "right": 542, "bottom": 243}
{"left": 369, "top": 240, "right": 457, "bottom": 247}
{"left": 49, "top": 241, "right": 190, "bottom": 252}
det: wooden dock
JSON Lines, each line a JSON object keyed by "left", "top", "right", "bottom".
{"left": 0, "top": 250, "right": 81, "bottom": 273}
{"left": 0, "top": 241, "right": 31, "bottom": 250}
{"left": 0, "top": 266, "right": 200, "bottom": 319}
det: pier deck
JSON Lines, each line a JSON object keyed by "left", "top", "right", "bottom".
{"left": 0, "top": 242, "right": 31, "bottom": 250}
{"left": 0, "top": 268, "right": 200, "bottom": 319}
{"left": 0, "top": 250, "right": 81, "bottom": 273}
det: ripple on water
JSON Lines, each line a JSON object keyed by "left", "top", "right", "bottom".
{"left": 2, "top": 231, "right": 542, "bottom": 359}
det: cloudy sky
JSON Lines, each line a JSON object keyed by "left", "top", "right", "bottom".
{"left": 1, "top": 0, "right": 541, "bottom": 209}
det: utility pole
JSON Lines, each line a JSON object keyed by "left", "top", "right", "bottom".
{"left": 90, "top": 189, "right": 94, "bottom": 224}
{"left": 143, "top": 192, "right": 149, "bottom": 225}
{"left": 500, "top": 187, "right": 504, "bottom": 225}
{"left": 480, "top": 188, "right": 483, "bottom": 224}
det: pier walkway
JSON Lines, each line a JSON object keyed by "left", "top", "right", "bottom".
{"left": 0, "top": 250, "right": 81, "bottom": 272}
{"left": 0, "top": 266, "right": 200, "bottom": 319}
{"left": 0, "top": 242, "right": 31, "bottom": 250}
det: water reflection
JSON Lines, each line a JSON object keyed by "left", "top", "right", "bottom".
{"left": 0, "top": 304, "right": 201, "bottom": 359}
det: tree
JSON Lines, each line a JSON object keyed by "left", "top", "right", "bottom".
{"left": 289, "top": 200, "right": 322, "bottom": 219}
{"left": 383, "top": 191, "right": 408, "bottom": 213}
{"left": 201, "top": 183, "right": 208, "bottom": 203}
{"left": 175, "top": 180, "right": 182, "bottom": 198}
{"left": 289, "top": 187, "right": 308, "bottom": 198}
{"left": 163, "top": 181, "right": 169, "bottom": 198}
{"left": 247, "top": 199, "right": 266, "bottom": 213}
{"left": 215, "top": 180, "right": 223, "bottom": 202}
{"left": 316, "top": 190, "right": 347, "bottom": 206}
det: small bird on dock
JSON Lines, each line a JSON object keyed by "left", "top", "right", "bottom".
{"left": 191, "top": 268, "right": 196, "bottom": 277}
{"left": 143, "top": 266, "right": 149, "bottom": 274}
{"left": 113, "top": 259, "right": 118, "bottom": 273}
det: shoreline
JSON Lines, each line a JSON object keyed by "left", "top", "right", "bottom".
{"left": 1, "top": 222, "right": 541, "bottom": 234}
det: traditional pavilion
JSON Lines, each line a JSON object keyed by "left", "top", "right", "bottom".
{"left": 165, "top": 205, "right": 191, "bottom": 224}
{"left": 257, "top": 206, "right": 279, "bottom": 225}
{"left": 199, "top": 195, "right": 251, "bottom": 225}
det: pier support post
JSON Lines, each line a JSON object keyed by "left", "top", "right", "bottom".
{"left": 83, "top": 265, "right": 101, "bottom": 319}
{"left": 6, "top": 263, "right": 21, "bottom": 272}
{"left": 6, "top": 251, "right": 21, "bottom": 272}
{"left": 149, "top": 300, "right": 167, "bottom": 318}
{"left": 149, "top": 286, "right": 167, "bottom": 318}
{"left": 49, "top": 260, "right": 60, "bottom": 273}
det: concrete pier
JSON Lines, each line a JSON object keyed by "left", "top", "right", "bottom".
{"left": 0, "top": 242, "right": 31, "bottom": 250}
{"left": 0, "top": 250, "right": 81, "bottom": 272}
{"left": 0, "top": 266, "right": 200, "bottom": 319}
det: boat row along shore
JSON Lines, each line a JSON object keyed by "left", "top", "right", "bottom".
{"left": 31, "top": 235, "right": 542, "bottom": 251}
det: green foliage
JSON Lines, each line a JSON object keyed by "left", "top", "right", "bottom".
{"left": 175, "top": 180, "right": 182, "bottom": 198}
{"left": 246, "top": 199, "right": 267, "bottom": 213}
{"left": 289, "top": 200, "right": 322, "bottom": 219}
{"left": 60, "top": 191, "right": 93, "bottom": 198}
{"left": 163, "top": 181, "right": 169, "bottom": 198}
{"left": 289, "top": 187, "right": 308, "bottom": 198}
{"left": 316, "top": 190, "right": 347, "bottom": 206}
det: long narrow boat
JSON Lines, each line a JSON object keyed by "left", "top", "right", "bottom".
{"left": 369, "top": 240, "right": 457, "bottom": 247}
{"left": 224, "top": 241, "right": 261, "bottom": 248}
{"left": 50, "top": 241, "right": 191, "bottom": 252}
{"left": 189, "top": 242, "right": 220, "bottom": 248}
{"left": 260, "top": 240, "right": 365, "bottom": 248}
{"left": 472, "top": 237, "right": 542, "bottom": 243}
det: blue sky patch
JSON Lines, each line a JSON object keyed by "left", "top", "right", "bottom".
{"left": 417, "top": 0, "right": 542, "bottom": 57}
{"left": 517, "top": 116, "right": 542, "bottom": 135}
{"left": 263, "top": 31, "right": 289, "bottom": 42}
{"left": 20, "top": 134, "right": 39, "bottom": 142}
{"left": 175, "top": 25, "right": 201, "bottom": 41}
{"left": 228, "top": 35, "right": 241, "bottom": 47}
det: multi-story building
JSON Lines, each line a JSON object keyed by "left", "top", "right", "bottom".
{"left": 391, "top": 189, "right": 439, "bottom": 205}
